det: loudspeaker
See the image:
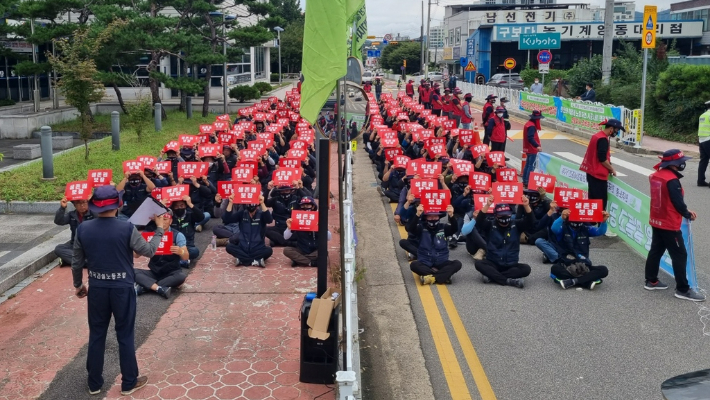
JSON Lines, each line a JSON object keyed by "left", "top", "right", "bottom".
{"left": 299, "top": 298, "right": 339, "bottom": 384}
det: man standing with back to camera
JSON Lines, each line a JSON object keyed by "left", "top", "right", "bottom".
{"left": 72, "top": 185, "right": 172, "bottom": 396}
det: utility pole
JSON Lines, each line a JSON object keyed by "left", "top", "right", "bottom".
{"left": 420, "top": 1, "right": 425, "bottom": 74}
{"left": 601, "top": 0, "right": 614, "bottom": 85}
{"left": 424, "top": 0, "right": 432, "bottom": 79}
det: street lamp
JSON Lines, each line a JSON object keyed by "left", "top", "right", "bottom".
{"left": 274, "top": 26, "right": 284, "bottom": 85}
{"left": 210, "top": 12, "right": 235, "bottom": 115}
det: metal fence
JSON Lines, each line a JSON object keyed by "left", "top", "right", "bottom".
{"left": 456, "top": 82, "right": 642, "bottom": 147}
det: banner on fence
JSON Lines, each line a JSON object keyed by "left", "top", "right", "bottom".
{"left": 535, "top": 152, "right": 696, "bottom": 288}
{"left": 518, "top": 93, "right": 623, "bottom": 130}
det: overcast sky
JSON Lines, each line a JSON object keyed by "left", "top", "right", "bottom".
{"left": 298, "top": 0, "right": 674, "bottom": 38}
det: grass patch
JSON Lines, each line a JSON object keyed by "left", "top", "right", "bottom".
{"left": 50, "top": 113, "right": 112, "bottom": 133}
{"left": 0, "top": 111, "right": 217, "bottom": 202}
{"left": 644, "top": 119, "right": 697, "bottom": 145}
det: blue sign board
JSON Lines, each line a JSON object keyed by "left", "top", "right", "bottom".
{"left": 367, "top": 50, "right": 374, "bottom": 57}
{"left": 375, "top": 50, "right": 381, "bottom": 57}
{"left": 460, "top": 57, "right": 467, "bottom": 67}
{"left": 518, "top": 33, "right": 562, "bottom": 50}
{"left": 537, "top": 50, "right": 552, "bottom": 64}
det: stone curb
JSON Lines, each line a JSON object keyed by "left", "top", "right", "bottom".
{"left": 0, "top": 201, "right": 70, "bottom": 214}
{"left": 0, "top": 229, "right": 70, "bottom": 295}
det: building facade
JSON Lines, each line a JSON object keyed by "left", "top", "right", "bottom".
{"left": 670, "top": 0, "right": 710, "bottom": 54}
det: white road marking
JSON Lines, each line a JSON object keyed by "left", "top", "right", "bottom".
{"left": 553, "top": 152, "right": 628, "bottom": 177}
{"left": 607, "top": 157, "right": 655, "bottom": 177}
{"left": 0, "top": 251, "right": 9, "bottom": 258}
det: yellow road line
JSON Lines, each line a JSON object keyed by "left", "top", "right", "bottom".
{"left": 438, "top": 287, "right": 497, "bottom": 400}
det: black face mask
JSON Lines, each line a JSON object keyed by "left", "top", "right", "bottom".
{"left": 677, "top": 162, "right": 686, "bottom": 172}
{"left": 496, "top": 216, "right": 511, "bottom": 226}
{"left": 246, "top": 205, "right": 258, "bottom": 212}
{"left": 173, "top": 208, "right": 186, "bottom": 218}
{"left": 425, "top": 219, "right": 439, "bottom": 230}
{"left": 129, "top": 179, "right": 142, "bottom": 187}
{"left": 570, "top": 222, "right": 583, "bottom": 230}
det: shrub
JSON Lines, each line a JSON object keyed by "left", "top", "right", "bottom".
{"left": 229, "top": 85, "right": 260, "bottom": 102}
{"left": 519, "top": 63, "right": 541, "bottom": 88}
{"left": 654, "top": 63, "right": 710, "bottom": 136}
{"left": 126, "top": 96, "right": 154, "bottom": 138}
{"left": 253, "top": 81, "right": 273, "bottom": 94}
{"left": 0, "top": 99, "right": 16, "bottom": 107}
{"left": 270, "top": 73, "right": 280, "bottom": 82}
{"left": 565, "top": 54, "right": 602, "bottom": 97}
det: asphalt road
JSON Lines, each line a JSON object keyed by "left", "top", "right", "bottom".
{"left": 366, "top": 83, "right": 710, "bottom": 400}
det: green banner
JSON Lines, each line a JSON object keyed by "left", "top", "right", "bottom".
{"left": 518, "top": 93, "right": 623, "bottom": 131}
{"left": 350, "top": 4, "right": 367, "bottom": 57}
{"left": 519, "top": 92, "right": 556, "bottom": 119}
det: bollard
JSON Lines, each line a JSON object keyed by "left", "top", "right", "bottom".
{"left": 111, "top": 111, "right": 120, "bottom": 151}
{"left": 40, "top": 126, "right": 55, "bottom": 180}
{"left": 154, "top": 103, "right": 162, "bottom": 132}
{"left": 186, "top": 96, "right": 193, "bottom": 119}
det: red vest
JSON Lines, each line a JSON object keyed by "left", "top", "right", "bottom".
{"left": 649, "top": 168, "right": 684, "bottom": 231}
{"left": 490, "top": 115, "right": 506, "bottom": 143}
{"left": 453, "top": 100, "right": 464, "bottom": 117}
{"left": 421, "top": 88, "right": 431, "bottom": 102}
{"left": 406, "top": 83, "right": 414, "bottom": 95}
{"left": 431, "top": 93, "right": 441, "bottom": 110}
{"left": 579, "top": 131, "right": 611, "bottom": 180}
{"left": 522, "top": 121, "right": 540, "bottom": 154}
{"left": 460, "top": 102, "right": 472, "bottom": 123}
{"left": 442, "top": 95, "right": 452, "bottom": 112}
{"left": 482, "top": 103, "right": 494, "bottom": 123}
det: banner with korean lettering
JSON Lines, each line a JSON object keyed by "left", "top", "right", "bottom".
{"left": 518, "top": 93, "right": 622, "bottom": 132}
{"left": 535, "top": 152, "right": 696, "bottom": 289}
{"left": 141, "top": 231, "right": 173, "bottom": 256}
{"left": 232, "top": 184, "right": 261, "bottom": 204}
{"left": 291, "top": 210, "right": 319, "bottom": 231}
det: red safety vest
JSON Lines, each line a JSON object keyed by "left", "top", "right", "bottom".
{"left": 431, "top": 93, "right": 442, "bottom": 110}
{"left": 460, "top": 102, "right": 472, "bottom": 124}
{"left": 482, "top": 102, "right": 494, "bottom": 124}
{"left": 490, "top": 115, "right": 506, "bottom": 143}
{"left": 406, "top": 83, "right": 414, "bottom": 95}
{"left": 442, "top": 95, "right": 452, "bottom": 113}
{"left": 579, "top": 131, "right": 611, "bottom": 180}
{"left": 453, "top": 99, "right": 464, "bottom": 118}
{"left": 522, "top": 121, "right": 540, "bottom": 154}
{"left": 649, "top": 168, "right": 684, "bottom": 231}
{"left": 421, "top": 88, "right": 431, "bottom": 102}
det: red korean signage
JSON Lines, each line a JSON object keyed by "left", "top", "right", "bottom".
{"left": 290, "top": 140, "right": 308, "bottom": 150}
{"left": 231, "top": 166, "right": 254, "bottom": 183}
{"left": 212, "top": 121, "right": 229, "bottom": 132}
{"left": 272, "top": 167, "right": 301, "bottom": 186}
{"left": 442, "top": 119, "right": 456, "bottom": 130}
{"left": 87, "top": 169, "right": 112, "bottom": 187}
{"left": 218, "top": 132, "right": 237, "bottom": 145}
{"left": 199, "top": 124, "right": 215, "bottom": 135}
{"left": 141, "top": 231, "right": 173, "bottom": 256}
{"left": 177, "top": 162, "right": 209, "bottom": 179}
{"left": 137, "top": 156, "right": 156, "bottom": 169}
{"left": 381, "top": 137, "right": 398, "bottom": 148}
{"left": 154, "top": 162, "right": 171, "bottom": 175}
{"left": 451, "top": 160, "right": 474, "bottom": 176}
{"left": 239, "top": 149, "right": 259, "bottom": 161}
{"left": 151, "top": 187, "right": 162, "bottom": 201}
{"left": 163, "top": 140, "right": 180, "bottom": 153}
{"left": 216, "top": 114, "right": 230, "bottom": 122}
{"left": 65, "top": 181, "right": 92, "bottom": 201}
{"left": 236, "top": 161, "right": 257, "bottom": 177}
{"left": 496, "top": 168, "right": 518, "bottom": 183}
{"left": 405, "top": 159, "right": 425, "bottom": 176}
{"left": 528, "top": 172, "right": 557, "bottom": 193}
{"left": 290, "top": 210, "right": 319, "bottom": 231}
{"left": 420, "top": 190, "right": 451, "bottom": 213}
{"left": 198, "top": 144, "right": 220, "bottom": 158}
{"left": 393, "top": 155, "right": 410, "bottom": 169}
{"left": 569, "top": 199, "right": 604, "bottom": 223}
{"left": 161, "top": 184, "right": 189, "bottom": 203}
{"left": 179, "top": 135, "right": 199, "bottom": 147}
{"left": 123, "top": 160, "right": 143, "bottom": 175}
{"left": 427, "top": 144, "right": 447, "bottom": 158}
{"left": 418, "top": 162, "right": 442, "bottom": 179}
{"left": 232, "top": 184, "right": 261, "bottom": 204}
{"left": 554, "top": 188, "right": 584, "bottom": 209}
{"left": 248, "top": 140, "right": 268, "bottom": 155}
{"left": 217, "top": 181, "right": 235, "bottom": 198}
{"left": 458, "top": 130, "right": 476, "bottom": 146}
{"left": 287, "top": 148, "right": 308, "bottom": 160}
{"left": 257, "top": 132, "right": 274, "bottom": 142}
{"left": 469, "top": 172, "right": 492, "bottom": 192}
{"left": 409, "top": 178, "right": 437, "bottom": 198}
{"left": 279, "top": 157, "right": 301, "bottom": 169}
{"left": 492, "top": 182, "right": 524, "bottom": 204}
{"left": 486, "top": 151, "right": 506, "bottom": 167}
{"left": 473, "top": 194, "right": 496, "bottom": 213}
{"left": 471, "top": 144, "right": 489, "bottom": 159}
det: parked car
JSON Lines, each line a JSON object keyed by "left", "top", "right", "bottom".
{"left": 411, "top": 72, "right": 443, "bottom": 82}
{"left": 362, "top": 71, "right": 373, "bottom": 83}
{"left": 486, "top": 73, "right": 524, "bottom": 90}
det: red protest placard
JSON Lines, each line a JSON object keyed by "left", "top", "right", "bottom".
{"left": 177, "top": 162, "right": 209, "bottom": 179}
{"left": 198, "top": 144, "right": 220, "bottom": 158}
{"left": 381, "top": 137, "right": 399, "bottom": 148}
{"left": 123, "top": 160, "right": 143, "bottom": 175}
{"left": 290, "top": 140, "right": 308, "bottom": 150}
{"left": 528, "top": 172, "right": 557, "bottom": 193}
{"left": 469, "top": 172, "right": 492, "bottom": 192}
{"left": 87, "top": 169, "right": 112, "bottom": 187}
{"left": 287, "top": 148, "right": 308, "bottom": 161}
{"left": 569, "top": 199, "right": 604, "bottom": 223}
{"left": 421, "top": 190, "right": 451, "bottom": 212}
{"left": 272, "top": 168, "right": 301, "bottom": 186}
{"left": 451, "top": 160, "right": 474, "bottom": 176}
{"left": 298, "top": 134, "right": 314, "bottom": 145}
{"left": 419, "top": 129, "right": 435, "bottom": 141}
{"left": 236, "top": 160, "right": 257, "bottom": 176}
{"left": 248, "top": 140, "right": 268, "bottom": 155}
{"left": 163, "top": 140, "right": 180, "bottom": 153}
{"left": 496, "top": 168, "right": 518, "bottom": 183}
{"left": 381, "top": 130, "right": 398, "bottom": 141}
{"left": 442, "top": 119, "right": 456, "bottom": 130}
{"left": 196, "top": 134, "right": 210, "bottom": 144}
{"left": 233, "top": 184, "right": 261, "bottom": 204}
{"left": 385, "top": 148, "right": 402, "bottom": 161}
{"left": 492, "top": 182, "right": 524, "bottom": 204}
{"left": 290, "top": 210, "right": 319, "bottom": 231}
{"left": 427, "top": 144, "right": 447, "bottom": 158}
{"left": 179, "top": 134, "right": 199, "bottom": 147}
{"left": 450, "top": 128, "right": 460, "bottom": 137}
{"left": 154, "top": 162, "right": 171, "bottom": 175}
{"left": 217, "top": 181, "right": 235, "bottom": 198}
{"left": 425, "top": 137, "right": 446, "bottom": 147}
{"left": 459, "top": 130, "right": 476, "bottom": 146}
{"left": 473, "top": 194, "right": 496, "bottom": 213}
{"left": 405, "top": 158, "right": 425, "bottom": 176}
{"left": 257, "top": 132, "right": 274, "bottom": 142}
{"left": 239, "top": 149, "right": 259, "bottom": 161}
{"left": 161, "top": 184, "right": 190, "bottom": 203}
{"left": 141, "top": 231, "right": 173, "bottom": 256}
{"left": 213, "top": 121, "right": 229, "bottom": 132}
{"left": 65, "top": 181, "right": 92, "bottom": 201}
{"left": 554, "top": 188, "right": 584, "bottom": 209}
{"left": 216, "top": 114, "right": 230, "bottom": 122}
{"left": 199, "top": 124, "right": 215, "bottom": 134}
{"left": 279, "top": 157, "right": 301, "bottom": 169}
{"left": 409, "top": 179, "right": 437, "bottom": 198}
{"left": 471, "top": 144, "right": 489, "bottom": 159}
{"left": 137, "top": 156, "right": 156, "bottom": 169}
{"left": 151, "top": 187, "right": 162, "bottom": 202}
{"left": 419, "top": 162, "right": 442, "bottom": 179}
{"left": 231, "top": 165, "right": 254, "bottom": 182}
{"left": 393, "top": 155, "right": 410, "bottom": 169}
{"left": 486, "top": 151, "right": 506, "bottom": 167}
{"left": 218, "top": 132, "right": 237, "bottom": 145}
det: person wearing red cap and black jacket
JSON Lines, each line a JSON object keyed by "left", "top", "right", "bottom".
{"left": 485, "top": 106, "right": 508, "bottom": 153}
{"left": 406, "top": 80, "right": 415, "bottom": 98}
{"left": 421, "top": 82, "right": 432, "bottom": 109}
{"left": 430, "top": 86, "right": 443, "bottom": 117}
{"left": 522, "top": 110, "right": 544, "bottom": 187}
{"left": 579, "top": 119, "right": 622, "bottom": 213}
{"left": 72, "top": 185, "right": 171, "bottom": 396}
{"left": 644, "top": 149, "right": 705, "bottom": 301}
{"left": 481, "top": 95, "right": 497, "bottom": 142}
{"left": 460, "top": 94, "right": 474, "bottom": 129}
{"left": 442, "top": 88, "right": 454, "bottom": 119}
{"left": 474, "top": 196, "right": 534, "bottom": 288}
{"left": 408, "top": 204, "right": 462, "bottom": 285}
{"left": 417, "top": 80, "right": 426, "bottom": 104}
{"left": 451, "top": 90, "right": 463, "bottom": 127}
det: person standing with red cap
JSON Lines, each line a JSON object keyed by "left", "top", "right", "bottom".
{"left": 644, "top": 149, "right": 704, "bottom": 301}
{"left": 522, "top": 110, "right": 544, "bottom": 187}
{"left": 405, "top": 79, "right": 414, "bottom": 98}
{"left": 485, "top": 106, "right": 508, "bottom": 152}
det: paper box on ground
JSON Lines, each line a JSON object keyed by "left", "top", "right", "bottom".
{"left": 306, "top": 288, "right": 341, "bottom": 340}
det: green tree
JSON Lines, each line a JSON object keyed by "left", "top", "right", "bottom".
{"left": 654, "top": 64, "right": 710, "bottom": 136}
{"left": 277, "top": 18, "right": 304, "bottom": 74}
{"left": 380, "top": 42, "right": 422, "bottom": 75}
{"left": 270, "top": 0, "right": 302, "bottom": 25}
{"left": 229, "top": 85, "right": 260, "bottom": 102}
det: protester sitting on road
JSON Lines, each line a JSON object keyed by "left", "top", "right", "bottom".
{"left": 180, "top": 145, "right": 197, "bottom": 162}
{"left": 158, "top": 148, "right": 183, "bottom": 178}
{"left": 461, "top": 208, "right": 489, "bottom": 261}
{"left": 117, "top": 171, "right": 156, "bottom": 220}
{"left": 394, "top": 182, "right": 418, "bottom": 226}
{"left": 200, "top": 152, "right": 230, "bottom": 187}
{"left": 225, "top": 194, "right": 273, "bottom": 267}
{"left": 167, "top": 196, "right": 203, "bottom": 266}
{"left": 134, "top": 215, "right": 188, "bottom": 299}
{"left": 517, "top": 189, "right": 552, "bottom": 246}
{"left": 474, "top": 197, "right": 534, "bottom": 288}
{"left": 408, "top": 204, "right": 462, "bottom": 285}
{"left": 211, "top": 193, "right": 238, "bottom": 247}
{"left": 144, "top": 166, "right": 169, "bottom": 188}
{"left": 265, "top": 183, "right": 309, "bottom": 247}
{"left": 379, "top": 160, "right": 407, "bottom": 203}
{"left": 283, "top": 197, "right": 329, "bottom": 267}
{"left": 54, "top": 197, "right": 95, "bottom": 267}
{"left": 539, "top": 208, "right": 610, "bottom": 290}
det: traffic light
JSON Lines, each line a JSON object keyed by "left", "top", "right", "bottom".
{"left": 403, "top": 59, "right": 407, "bottom": 67}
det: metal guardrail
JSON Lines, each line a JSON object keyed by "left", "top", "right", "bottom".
{"left": 456, "top": 82, "right": 642, "bottom": 147}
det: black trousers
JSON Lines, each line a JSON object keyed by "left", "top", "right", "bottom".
{"left": 135, "top": 269, "right": 187, "bottom": 289}
{"left": 464, "top": 230, "right": 487, "bottom": 255}
{"left": 410, "top": 260, "right": 462, "bottom": 283}
{"left": 644, "top": 227, "right": 689, "bottom": 292}
{"left": 551, "top": 263, "right": 608, "bottom": 288}
{"left": 522, "top": 229, "right": 548, "bottom": 245}
{"left": 474, "top": 259, "right": 531, "bottom": 285}
{"left": 87, "top": 286, "right": 138, "bottom": 392}
{"left": 490, "top": 140, "right": 506, "bottom": 153}
{"left": 432, "top": 109, "right": 442, "bottom": 117}
{"left": 384, "top": 190, "right": 400, "bottom": 203}
{"left": 399, "top": 239, "right": 419, "bottom": 258}
{"left": 54, "top": 242, "right": 73, "bottom": 266}
{"left": 699, "top": 140, "right": 710, "bottom": 184}
{"left": 586, "top": 174, "right": 608, "bottom": 210}
{"left": 265, "top": 225, "right": 296, "bottom": 247}
{"left": 226, "top": 243, "right": 273, "bottom": 265}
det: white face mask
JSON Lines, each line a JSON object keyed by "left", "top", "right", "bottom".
{"left": 496, "top": 113, "right": 504, "bottom": 118}
{"left": 534, "top": 80, "right": 539, "bottom": 84}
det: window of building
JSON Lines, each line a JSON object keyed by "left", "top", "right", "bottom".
{"left": 454, "top": 27, "right": 461, "bottom": 45}
{"left": 449, "top": 29, "right": 454, "bottom": 46}
{"left": 703, "top": 9, "right": 709, "bottom": 31}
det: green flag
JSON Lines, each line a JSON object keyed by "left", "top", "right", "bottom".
{"left": 300, "top": 0, "right": 348, "bottom": 124}
{"left": 350, "top": 4, "right": 367, "bottom": 57}
{"left": 346, "top": 0, "right": 365, "bottom": 23}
